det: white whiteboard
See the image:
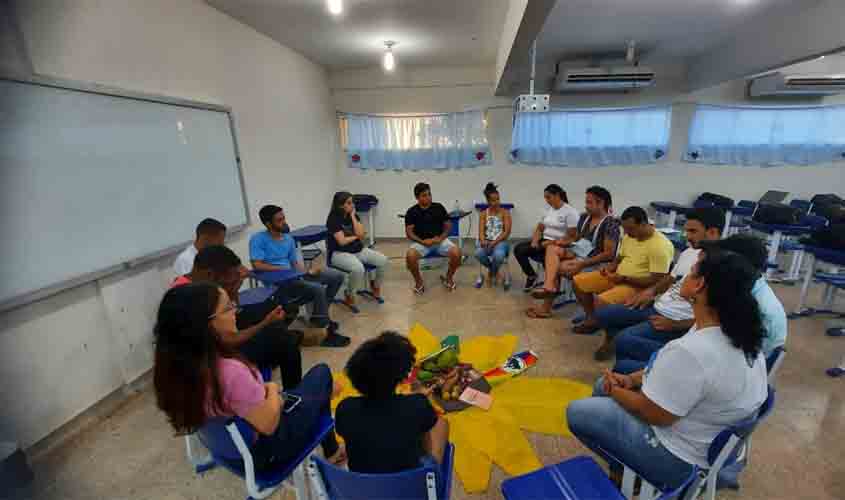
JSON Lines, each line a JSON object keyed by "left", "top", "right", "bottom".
{"left": 0, "top": 77, "right": 249, "bottom": 310}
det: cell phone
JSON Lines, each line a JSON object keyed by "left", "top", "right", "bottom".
{"left": 282, "top": 392, "right": 301, "bottom": 414}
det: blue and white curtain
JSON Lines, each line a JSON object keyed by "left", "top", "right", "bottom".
{"left": 343, "top": 110, "right": 491, "bottom": 171}
{"left": 685, "top": 104, "right": 845, "bottom": 166}
{"left": 510, "top": 106, "right": 671, "bottom": 167}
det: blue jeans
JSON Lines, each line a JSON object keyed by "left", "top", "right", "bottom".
{"left": 475, "top": 241, "right": 510, "bottom": 275}
{"left": 595, "top": 304, "right": 657, "bottom": 339}
{"left": 566, "top": 379, "right": 696, "bottom": 491}
{"left": 273, "top": 269, "right": 345, "bottom": 328}
{"left": 614, "top": 321, "right": 684, "bottom": 374}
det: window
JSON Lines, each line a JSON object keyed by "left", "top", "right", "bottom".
{"left": 342, "top": 110, "right": 491, "bottom": 170}
{"left": 685, "top": 104, "right": 845, "bottom": 166}
{"left": 510, "top": 106, "right": 671, "bottom": 167}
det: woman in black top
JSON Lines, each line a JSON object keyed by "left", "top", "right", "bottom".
{"left": 327, "top": 192, "right": 389, "bottom": 304}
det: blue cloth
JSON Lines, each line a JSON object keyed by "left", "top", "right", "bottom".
{"left": 566, "top": 378, "right": 696, "bottom": 491}
{"left": 613, "top": 322, "right": 676, "bottom": 375}
{"left": 250, "top": 231, "right": 300, "bottom": 269}
{"left": 753, "top": 278, "right": 788, "bottom": 356}
{"left": 475, "top": 241, "right": 510, "bottom": 274}
{"left": 594, "top": 304, "right": 657, "bottom": 339}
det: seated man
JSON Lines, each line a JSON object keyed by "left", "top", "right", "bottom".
{"left": 572, "top": 206, "right": 675, "bottom": 360}
{"left": 592, "top": 208, "right": 725, "bottom": 371}
{"left": 527, "top": 186, "right": 620, "bottom": 318}
{"left": 336, "top": 331, "right": 450, "bottom": 474}
{"left": 250, "top": 204, "right": 350, "bottom": 347}
{"left": 404, "top": 183, "right": 462, "bottom": 293}
{"left": 173, "top": 218, "right": 226, "bottom": 276}
{"left": 171, "top": 245, "right": 303, "bottom": 389}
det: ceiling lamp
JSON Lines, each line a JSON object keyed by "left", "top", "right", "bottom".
{"left": 327, "top": 0, "right": 343, "bottom": 15}
{"left": 383, "top": 41, "right": 397, "bottom": 72}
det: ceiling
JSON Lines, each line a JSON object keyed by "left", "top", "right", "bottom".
{"left": 535, "top": 0, "right": 809, "bottom": 65}
{"left": 206, "top": 0, "right": 509, "bottom": 70}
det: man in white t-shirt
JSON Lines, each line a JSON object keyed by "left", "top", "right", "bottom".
{"left": 173, "top": 218, "right": 227, "bottom": 276}
{"left": 513, "top": 184, "right": 580, "bottom": 291}
{"left": 589, "top": 208, "right": 725, "bottom": 370}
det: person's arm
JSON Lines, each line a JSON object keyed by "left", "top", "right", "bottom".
{"left": 616, "top": 272, "right": 668, "bottom": 289}
{"left": 649, "top": 315, "right": 695, "bottom": 333}
{"left": 351, "top": 212, "right": 366, "bottom": 239}
{"left": 243, "top": 382, "right": 284, "bottom": 436}
{"left": 406, "top": 225, "right": 429, "bottom": 245}
{"left": 433, "top": 220, "right": 452, "bottom": 244}
{"left": 608, "top": 386, "right": 680, "bottom": 427}
{"left": 333, "top": 230, "right": 360, "bottom": 247}
{"left": 553, "top": 227, "right": 579, "bottom": 247}
{"left": 218, "top": 307, "right": 285, "bottom": 348}
{"left": 575, "top": 236, "right": 618, "bottom": 271}
{"left": 252, "top": 259, "right": 285, "bottom": 272}
{"left": 478, "top": 211, "right": 487, "bottom": 245}
{"left": 495, "top": 210, "right": 512, "bottom": 244}
{"left": 531, "top": 223, "right": 544, "bottom": 248}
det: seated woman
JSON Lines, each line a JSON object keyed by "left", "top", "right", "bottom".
{"left": 475, "top": 182, "right": 512, "bottom": 288}
{"left": 527, "top": 186, "right": 619, "bottom": 318}
{"left": 566, "top": 248, "right": 768, "bottom": 490}
{"left": 327, "top": 191, "right": 389, "bottom": 305}
{"left": 336, "top": 331, "right": 450, "bottom": 474}
{"left": 513, "top": 184, "right": 580, "bottom": 292}
{"left": 153, "top": 283, "right": 346, "bottom": 471}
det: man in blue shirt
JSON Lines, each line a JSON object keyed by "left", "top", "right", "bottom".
{"left": 250, "top": 204, "right": 349, "bottom": 347}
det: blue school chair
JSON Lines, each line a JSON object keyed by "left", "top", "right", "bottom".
{"left": 326, "top": 248, "right": 383, "bottom": 314}
{"left": 309, "top": 443, "right": 455, "bottom": 500}
{"left": 185, "top": 411, "right": 334, "bottom": 500}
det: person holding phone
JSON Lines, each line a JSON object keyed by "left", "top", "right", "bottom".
{"left": 153, "top": 283, "right": 346, "bottom": 471}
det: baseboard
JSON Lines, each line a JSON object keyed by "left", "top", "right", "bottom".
{"left": 25, "top": 371, "right": 152, "bottom": 465}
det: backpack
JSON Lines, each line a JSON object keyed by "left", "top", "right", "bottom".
{"left": 802, "top": 224, "right": 845, "bottom": 251}
{"left": 810, "top": 194, "right": 845, "bottom": 224}
{"left": 698, "top": 192, "right": 734, "bottom": 209}
{"left": 810, "top": 193, "right": 844, "bottom": 206}
{"left": 753, "top": 203, "right": 801, "bottom": 225}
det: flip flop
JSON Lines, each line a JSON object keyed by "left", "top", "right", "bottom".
{"left": 526, "top": 307, "right": 553, "bottom": 319}
{"left": 440, "top": 275, "right": 457, "bottom": 291}
{"left": 413, "top": 283, "right": 426, "bottom": 295}
{"left": 826, "top": 327, "right": 845, "bottom": 337}
{"left": 531, "top": 289, "right": 559, "bottom": 300}
{"left": 826, "top": 367, "right": 845, "bottom": 378}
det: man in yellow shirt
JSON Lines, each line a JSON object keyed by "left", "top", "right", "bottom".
{"left": 572, "top": 206, "right": 674, "bottom": 357}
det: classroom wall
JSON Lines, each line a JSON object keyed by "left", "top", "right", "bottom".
{"left": 330, "top": 64, "right": 845, "bottom": 239}
{"left": 0, "top": 0, "right": 339, "bottom": 449}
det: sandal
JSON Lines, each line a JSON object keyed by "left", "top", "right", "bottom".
{"left": 531, "top": 289, "right": 559, "bottom": 300}
{"left": 573, "top": 322, "right": 600, "bottom": 335}
{"left": 526, "top": 307, "right": 552, "bottom": 319}
{"left": 440, "top": 275, "right": 457, "bottom": 291}
{"left": 413, "top": 283, "right": 426, "bottom": 295}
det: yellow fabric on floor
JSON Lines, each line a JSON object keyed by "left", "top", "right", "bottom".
{"left": 330, "top": 323, "right": 592, "bottom": 494}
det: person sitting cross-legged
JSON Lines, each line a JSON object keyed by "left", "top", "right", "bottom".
{"left": 572, "top": 206, "right": 674, "bottom": 360}
{"left": 326, "top": 191, "right": 389, "bottom": 305}
{"left": 475, "top": 182, "right": 512, "bottom": 288}
{"left": 404, "top": 182, "right": 462, "bottom": 293}
{"left": 526, "top": 186, "right": 620, "bottom": 318}
{"left": 250, "top": 204, "right": 350, "bottom": 347}
{"left": 591, "top": 208, "right": 725, "bottom": 365}
{"left": 336, "top": 331, "right": 450, "bottom": 474}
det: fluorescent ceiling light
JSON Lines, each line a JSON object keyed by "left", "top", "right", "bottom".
{"left": 383, "top": 41, "right": 397, "bottom": 72}
{"left": 327, "top": 0, "right": 342, "bottom": 15}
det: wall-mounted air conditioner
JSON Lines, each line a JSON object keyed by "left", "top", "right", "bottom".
{"left": 749, "top": 72, "right": 845, "bottom": 97}
{"left": 554, "top": 66, "right": 656, "bottom": 93}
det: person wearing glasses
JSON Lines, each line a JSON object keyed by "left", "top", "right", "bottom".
{"left": 171, "top": 245, "right": 303, "bottom": 389}
{"left": 154, "top": 283, "right": 347, "bottom": 470}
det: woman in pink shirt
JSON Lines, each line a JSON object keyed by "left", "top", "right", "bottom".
{"left": 153, "top": 283, "right": 345, "bottom": 470}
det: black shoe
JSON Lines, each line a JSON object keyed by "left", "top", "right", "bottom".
{"left": 328, "top": 320, "right": 340, "bottom": 333}
{"left": 321, "top": 332, "right": 351, "bottom": 348}
{"left": 522, "top": 276, "right": 537, "bottom": 292}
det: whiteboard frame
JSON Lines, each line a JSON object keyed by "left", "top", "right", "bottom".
{"left": 0, "top": 73, "right": 251, "bottom": 313}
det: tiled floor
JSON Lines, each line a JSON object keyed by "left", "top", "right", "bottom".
{"left": 29, "top": 241, "right": 845, "bottom": 500}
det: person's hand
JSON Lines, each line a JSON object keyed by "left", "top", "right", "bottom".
{"left": 603, "top": 369, "right": 634, "bottom": 394}
{"left": 307, "top": 263, "right": 322, "bottom": 276}
{"left": 415, "top": 384, "right": 434, "bottom": 397}
{"left": 530, "top": 238, "right": 541, "bottom": 249}
{"left": 649, "top": 315, "right": 676, "bottom": 332}
{"left": 264, "top": 381, "right": 281, "bottom": 398}
{"left": 239, "top": 265, "right": 250, "bottom": 280}
{"left": 625, "top": 288, "right": 656, "bottom": 309}
{"left": 421, "top": 238, "right": 434, "bottom": 246}
{"left": 262, "top": 306, "right": 285, "bottom": 325}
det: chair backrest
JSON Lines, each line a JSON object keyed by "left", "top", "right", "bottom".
{"left": 197, "top": 417, "right": 256, "bottom": 463}
{"left": 312, "top": 444, "right": 454, "bottom": 500}
{"left": 766, "top": 346, "right": 786, "bottom": 383}
{"left": 759, "top": 190, "right": 789, "bottom": 205}
{"left": 799, "top": 214, "right": 828, "bottom": 230}
{"left": 790, "top": 199, "right": 812, "bottom": 214}
{"left": 737, "top": 200, "right": 757, "bottom": 210}
{"left": 706, "top": 385, "right": 776, "bottom": 468}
